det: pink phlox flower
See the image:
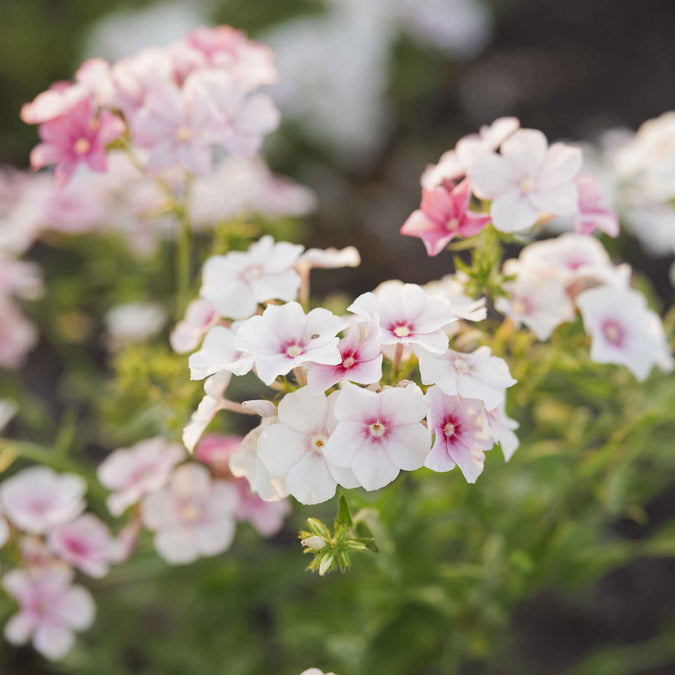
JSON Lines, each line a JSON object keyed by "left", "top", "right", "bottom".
{"left": 140, "top": 463, "right": 239, "bottom": 565}
{"left": 234, "top": 302, "right": 344, "bottom": 386}
{"left": 21, "top": 82, "right": 89, "bottom": 126}
{"left": 3, "top": 566, "right": 95, "bottom": 660}
{"left": 422, "top": 275, "right": 487, "bottom": 322}
{"left": 189, "top": 324, "right": 254, "bottom": 381}
{"left": 469, "top": 128, "right": 582, "bottom": 232}
{"left": 182, "top": 371, "right": 233, "bottom": 453}
{"left": 30, "top": 98, "right": 125, "bottom": 187}
{"left": 0, "top": 467, "right": 85, "bottom": 534}
{"left": 573, "top": 174, "right": 620, "bottom": 237}
{"left": 170, "top": 298, "right": 218, "bottom": 353}
{"left": 349, "top": 283, "right": 457, "bottom": 354}
{"left": 97, "top": 438, "right": 185, "bottom": 516}
{"left": 307, "top": 319, "right": 383, "bottom": 392}
{"left": 424, "top": 386, "right": 494, "bottom": 482}
{"left": 401, "top": 180, "right": 491, "bottom": 256}
{"left": 234, "top": 479, "right": 290, "bottom": 537}
{"left": 47, "top": 514, "right": 116, "bottom": 578}
{"left": 482, "top": 400, "right": 520, "bottom": 462}
{"left": 324, "top": 382, "right": 430, "bottom": 491}
{"left": 258, "top": 387, "right": 360, "bottom": 505}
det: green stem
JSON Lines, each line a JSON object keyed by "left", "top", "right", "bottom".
{"left": 176, "top": 214, "right": 191, "bottom": 317}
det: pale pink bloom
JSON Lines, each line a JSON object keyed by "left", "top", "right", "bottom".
{"left": 200, "top": 236, "right": 304, "bottom": 319}
{"left": 0, "top": 516, "right": 9, "bottom": 548}
{"left": 188, "top": 325, "right": 254, "bottom": 381}
{"left": 495, "top": 278, "right": 575, "bottom": 341}
{"left": 422, "top": 275, "right": 487, "bottom": 321}
{"left": 20, "top": 537, "right": 59, "bottom": 570}
{"left": 424, "top": 387, "right": 494, "bottom": 482}
{"left": 349, "top": 283, "right": 456, "bottom": 355}
{"left": 300, "top": 670, "right": 337, "bottom": 675}
{"left": 0, "top": 256, "right": 43, "bottom": 301}
{"left": 170, "top": 299, "right": 218, "bottom": 354}
{"left": 47, "top": 514, "right": 116, "bottom": 578}
{"left": 297, "top": 246, "right": 361, "bottom": 270}
{"left": 418, "top": 346, "right": 516, "bottom": 411}
{"left": 307, "top": 320, "right": 382, "bottom": 392}
{"left": 97, "top": 438, "right": 185, "bottom": 516}
{"left": 234, "top": 480, "right": 290, "bottom": 536}
{"left": 110, "top": 520, "right": 142, "bottom": 564}
{"left": 178, "top": 25, "right": 277, "bottom": 90}
{"left": 469, "top": 129, "right": 582, "bottom": 232}
{"left": 141, "top": 464, "right": 239, "bottom": 564}
{"left": 130, "top": 81, "right": 217, "bottom": 175}
{"left": 30, "top": 99, "right": 125, "bottom": 187}
{"left": 0, "top": 468, "right": 85, "bottom": 534}
{"left": 511, "top": 234, "right": 630, "bottom": 293}
{"left": 258, "top": 387, "right": 360, "bottom": 505}
{"left": 260, "top": 174, "right": 318, "bottom": 218}
{"left": 74, "top": 58, "right": 114, "bottom": 105}
{"left": 21, "top": 82, "right": 89, "bottom": 125}
{"left": 577, "top": 286, "right": 674, "bottom": 381}
{"left": 195, "top": 433, "right": 241, "bottom": 477}
{"left": 0, "top": 297, "right": 38, "bottom": 369}
{"left": 482, "top": 401, "right": 519, "bottom": 462}
{"left": 185, "top": 70, "right": 279, "bottom": 157}
{"left": 182, "top": 371, "right": 232, "bottom": 453}
{"left": 421, "top": 117, "right": 519, "bottom": 189}
{"left": 324, "top": 383, "right": 430, "bottom": 491}
{"left": 401, "top": 180, "right": 491, "bottom": 256}
{"left": 230, "top": 409, "right": 289, "bottom": 502}
{"left": 573, "top": 174, "right": 619, "bottom": 237}
{"left": 235, "top": 302, "right": 344, "bottom": 386}
{"left": 104, "top": 48, "right": 175, "bottom": 118}
{"left": 104, "top": 302, "right": 166, "bottom": 349}
{"left": 3, "top": 566, "right": 95, "bottom": 660}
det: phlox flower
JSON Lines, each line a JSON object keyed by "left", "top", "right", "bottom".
{"left": 349, "top": 283, "right": 457, "bottom": 354}
{"left": 577, "top": 286, "right": 674, "bottom": 381}
{"left": 573, "top": 174, "right": 619, "bottom": 237}
{"left": 297, "top": 246, "right": 361, "bottom": 270}
{"left": 401, "top": 180, "right": 491, "bottom": 256}
{"left": 422, "top": 275, "right": 487, "bottom": 321}
{"left": 47, "top": 514, "right": 116, "bottom": 579}
{"left": 324, "top": 383, "right": 430, "bottom": 491}
{"left": 229, "top": 402, "right": 289, "bottom": 502}
{"left": 177, "top": 25, "right": 277, "bottom": 90}
{"left": 495, "top": 278, "right": 575, "bottom": 341}
{"left": 97, "top": 437, "right": 185, "bottom": 516}
{"left": 19, "top": 537, "right": 60, "bottom": 571}
{"left": 141, "top": 464, "right": 239, "bottom": 565}
{"left": 21, "top": 81, "right": 89, "bottom": 125}
{"left": 482, "top": 401, "right": 520, "bottom": 462}
{"left": 234, "top": 302, "right": 344, "bottom": 386}
{"left": 170, "top": 298, "right": 218, "bottom": 354}
{"left": 469, "top": 129, "right": 582, "bottom": 232}
{"left": 200, "top": 235, "right": 304, "bottom": 319}
{"left": 3, "top": 566, "right": 95, "bottom": 660}
{"left": 189, "top": 325, "right": 254, "bottom": 380}
{"left": 424, "top": 386, "right": 494, "bottom": 482}
{"left": 0, "top": 296, "right": 38, "bottom": 369}
{"left": 258, "top": 387, "right": 360, "bottom": 505}
{"left": 30, "top": 99, "right": 125, "bottom": 187}
{"left": 194, "top": 433, "right": 242, "bottom": 477}
{"left": 104, "top": 302, "right": 166, "bottom": 349}
{"left": 307, "top": 320, "right": 383, "bottom": 392}
{"left": 417, "top": 346, "right": 516, "bottom": 411}
{"left": 0, "top": 467, "right": 85, "bottom": 534}
{"left": 182, "top": 371, "right": 232, "bottom": 453}
{"left": 0, "top": 256, "right": 43, "bottom": 301}
{"left": 421, "top": 117, "right": 520, "bottom": 189}
{"left": 185, "top": 69, "right": 280, "bottom": 157}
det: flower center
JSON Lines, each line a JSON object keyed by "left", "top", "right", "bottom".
{"left": 602, "top": 320, "right": 624, "bottom": 346}
{"left": 511, "top": 296, "right": 532, "bottom": 316}
{"left": 310, "top": 434, "right": 328, "bottom": 451}
{"left": 73, "top": 138, "right": 91, "bottom": 155}
{"left": 443, "top": 422, "right": 456, "bottom": 438}
{"left": 342, "top": 355, "right": 356, "bottom": 369}
{"left": 181, "top": 504, "right": 201, "bottom": 522}
{"left": 175, "top": 126, "right": 195, "bottom": 142}
{"left": 446, "top": 217, "right": 460, "bottom": 231}
{"left": 368, "top": 421, "right": 386, "bottom": 438}
{"left": 241, "top": 264, "right": 263, "bottom": 282}
{"left": 454, "top": 358, "right": 472, "bottom": 374}
{"left": 393, "top": 323, "right": 411, "bottom": 338}
{"left": 520, "top": 178, "right": 535, "bottom": 194}
{"left": 286, "top": 344, "right": 303, "bottom": 358}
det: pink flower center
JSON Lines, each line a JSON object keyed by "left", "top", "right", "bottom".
{"left": 65, "top": 537, "right": 89, "bottom": 557}
{"left": 453, "top": 357, "right": 472, "bottom": 374}
{"left": 241, "top": 265, "right": 263, "bottom": 282}
{"left": 310, "top": 433, "right": 328, "bottom": 451}
{"left": 511, "top": 296, "right": 533, "bottom": 317}
{"left": 285, "top": 343, "right": 304, "bottom": 358}
{"left": 601, "top": 320, "right": 624, "bottom": 346}
{"left": 368, "top": 421, "right": 387, "bottom": 438}
{"left": 180, "top": 503, "right": 201, "bottom": 522}
{"left": 175, "top": 126, "right": 195, "bottom": 142}
{"left": 342, "top": 354, "right": 356, "bottom": 369}
{"left": 446, "top": 217, "right": 460, "bottom": 231}
{"left": 392, "top": 322, "right": 412, "bottom": 338}
{"left": 73, "top": 138, "right": 91, "bottom": 155}
{"left": 442, "top": 415, "right": 461, "bottom": 440}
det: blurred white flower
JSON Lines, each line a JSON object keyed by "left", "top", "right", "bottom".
{"left": 105, "top": 302, "right": 167, "bottom": 348}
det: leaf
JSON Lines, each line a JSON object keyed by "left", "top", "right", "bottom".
{"left": 336, "top": 491, "right": 353, "bottom": 528}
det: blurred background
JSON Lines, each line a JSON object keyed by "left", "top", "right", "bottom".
{"left": 1, "top": 0, "right": 675, "bottom": 673}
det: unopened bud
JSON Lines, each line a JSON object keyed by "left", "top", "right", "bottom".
{"left": 318, "top": 554, "right": 334, "bottom": 576}
{"left": 301, "top": 536, "right": 326, "bottom": 551}
{"left": 306, "top": 518, "right": 331, "bottom": 538}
